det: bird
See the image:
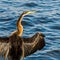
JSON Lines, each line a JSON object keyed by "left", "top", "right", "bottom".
{"left": 0, "top": 11, "right": 45, "bottom": 60}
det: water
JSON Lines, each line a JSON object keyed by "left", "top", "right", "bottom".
{"left": 0, "top": 0, "right": 60, "bottom": 60}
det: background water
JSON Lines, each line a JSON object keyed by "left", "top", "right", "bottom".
{"left": 0, "top": 0, "right": 60, "bottom": 60}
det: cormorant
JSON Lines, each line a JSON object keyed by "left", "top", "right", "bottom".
{"left": 0, "top": 11, "right": 45, "bottom": 60}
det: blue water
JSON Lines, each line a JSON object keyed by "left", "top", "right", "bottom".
{"left": 0, "top": 0, "right": 60, "bottom": 60}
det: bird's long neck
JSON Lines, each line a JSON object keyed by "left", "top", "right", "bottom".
{"left": 16, "top": 14, "right": 24, "bottom": 36}
{"left": 17, "top": 14, "right": 24, "bottom": 24}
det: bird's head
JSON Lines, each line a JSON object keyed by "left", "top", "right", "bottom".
{"left": 22, "top": 11, "right": 36, "bottom": 16}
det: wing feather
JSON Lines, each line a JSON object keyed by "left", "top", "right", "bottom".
{"left": 23, "top": 32, "right": 45, "bottom": 57}
{"left": 0, "top": 37, "right": 10, "bottom": 60}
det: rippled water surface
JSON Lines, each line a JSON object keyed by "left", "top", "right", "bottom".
{"left": 0, "top": 0, "right": 60, "bottom": 60}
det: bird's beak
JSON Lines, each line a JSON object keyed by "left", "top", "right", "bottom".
{"left": 28, "top": 11, "right": 36, "bottom": 14}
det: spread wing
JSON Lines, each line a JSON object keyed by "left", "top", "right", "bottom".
{"left": 0, "top": 32, "right": 45, "bottom": 60}
{"left": 22, "top": 32, "right": 45, "bottom": 57}
{"left": 0, "top": 37, "right": 10, "bottom": 60}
